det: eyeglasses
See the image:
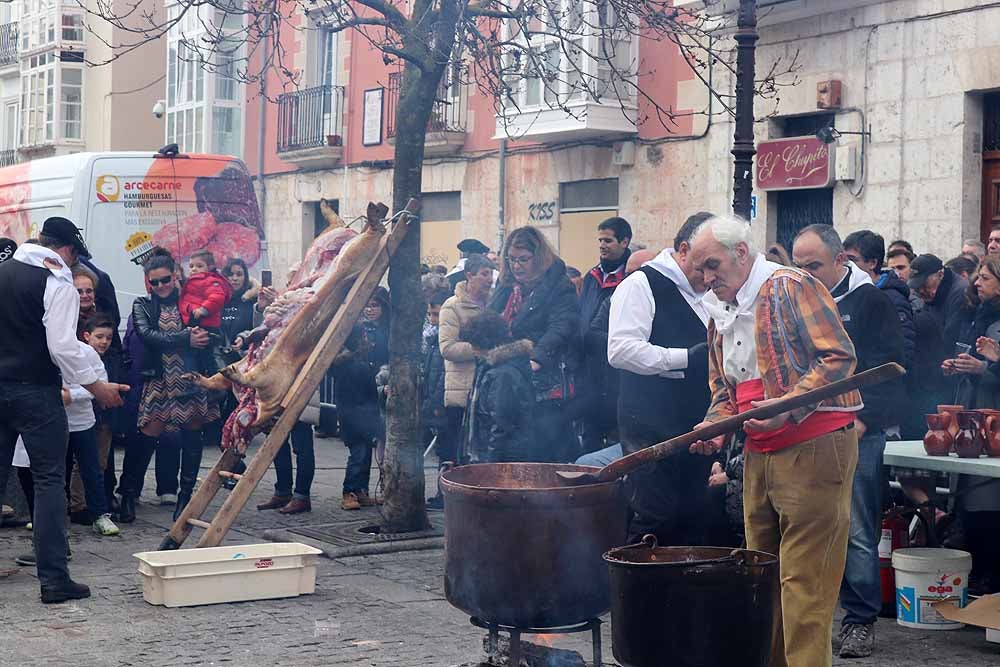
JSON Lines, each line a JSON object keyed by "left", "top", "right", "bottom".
{"left": 76, "top": 288, "right": 94, "bottom": 295}
{"left": 149, "top": 276, "right": 173, "bottom": 287}
{"left": 507, "top": 254, "right": 534, "bottom": 266}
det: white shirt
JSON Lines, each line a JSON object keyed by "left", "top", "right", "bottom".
{"left": 607, "top": 249, "right": 709, "bottom": 378}
{"left": 703, "top": 254, "right": 782, "bottom": 386}
{"left": 64, "top": 342, "right": 106, "bottom": 432}
{"left": 12, "top": 244, "right": 99, "bottom": 387}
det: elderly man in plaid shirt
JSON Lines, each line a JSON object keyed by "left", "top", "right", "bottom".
{"left": 689, "top": 215, "right": 860, "bottom": 667}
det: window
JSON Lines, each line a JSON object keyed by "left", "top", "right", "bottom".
{"left": 212, "top": 106, "right": 241, "bottom": 155}
{"left": 5, "top": 101, "right": 18, "bottom": 150}
{"left": 165, "top": 2, "right": 244, "bottom": 154}
{"left": 421, "top": 191, "right": 462, "bottom": 222}
{"left": 60, "top": 66, "right": 81, "bottom": 139}
{"left": 502, "top": 0, "right": 635, "bottom": 112}
{"left": 61, "top": 13, "right": 83, "bottom": 42}
{"left": 559, "top": 178, "right": 619, "bottom": 211}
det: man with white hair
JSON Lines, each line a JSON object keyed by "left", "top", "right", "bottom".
{"left": 689, "top": 215, "right": 860, "bottom": 667}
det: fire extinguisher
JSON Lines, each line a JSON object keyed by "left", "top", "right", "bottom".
{"left": 879, "top": 506, "right": 910, "bottom": 618}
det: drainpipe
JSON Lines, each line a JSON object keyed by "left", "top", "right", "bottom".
{"left": 496, "top": 138, "right": 506, "bottom": 252}
{"left": 256, "top": 10, "right": 270, "bottom": 239}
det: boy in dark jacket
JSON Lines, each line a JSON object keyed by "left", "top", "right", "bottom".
{"left": 423, "top": 289, "right": 450, "bottom": 509}
{"left": 462, "top": 311, "right": 536, "bottom": 463}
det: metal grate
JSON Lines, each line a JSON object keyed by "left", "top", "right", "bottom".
{"left": 386, "top": 71, "right": 468, "bottom": 139}
{"left": 0, "top": 149, "right": 17, "bottom": 168}
{"left": 276, "top": 84, "right": 345, "bottom": 153}
{"left": 0, "top": 23, "right": 16, "bottom": 67}
{"left": 985, "top": 93, "right": 1000, "bottom": 152}
{"left": 287, "top": 515, "right": 444, "bottom": 547}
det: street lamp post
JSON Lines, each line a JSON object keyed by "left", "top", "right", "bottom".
{"left": 731, "top": 0, "right": 758, "bottom": 221}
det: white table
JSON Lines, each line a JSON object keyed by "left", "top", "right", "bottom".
{"left": 885, "top": 441, "right": 1000, "bottom": 479}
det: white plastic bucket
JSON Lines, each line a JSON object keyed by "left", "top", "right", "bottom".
{"left": 892, "top": 547, "right": 972, "bottom": 630}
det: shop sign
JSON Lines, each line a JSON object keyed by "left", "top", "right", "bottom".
{"left": 756, "top": 136, "right": 835, "bottom": 191}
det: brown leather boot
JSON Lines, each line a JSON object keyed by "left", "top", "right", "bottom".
{"left": 278, "top": 498, "right": 312, "bottom": 515}
{"left": 256, "top": 495, "right": 291, "bottom": 511}
{"left": 355, "top": 490, "right": 380, "bottom": 507}
{"left": 341, "top": 492, "right": 361, "bottom": 511}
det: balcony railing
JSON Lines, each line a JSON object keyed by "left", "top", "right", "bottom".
{"left": 276, "top": 84, "right": 345, "bottom": 153}
{"left": 0, "top": 149, "right": 16, "bottom": 167}
{"left": 0, "top": 22, "right": 17, "bottom": 66}
{"left": 386, "top": 72, "right": 468, "bottom": 139}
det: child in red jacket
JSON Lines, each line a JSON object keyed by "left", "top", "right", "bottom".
{"left": 180, "top": 250, "right": 232, "bottom": 328}
{"left": 179, "top": 250, "right": 231, "bottom": 378}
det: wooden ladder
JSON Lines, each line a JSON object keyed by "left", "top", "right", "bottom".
{"left": 159, "top": 202, "right": 415, "bottom": 551}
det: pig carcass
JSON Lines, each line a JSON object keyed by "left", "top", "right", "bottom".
{"left": 203, "top": 200, "right": 389, "bottom": 453}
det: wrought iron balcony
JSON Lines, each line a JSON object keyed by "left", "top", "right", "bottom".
{"left": 0, "top": 149, "right": 16, "bottom": 167}
{"left": 0, "top": 22, "right": 17, "bottom": 67}
{"left": 276, "top": 84, "right": 345, "bottom": 168}
{"left": 386, "top": 72, "right": 468, "bottom": 155}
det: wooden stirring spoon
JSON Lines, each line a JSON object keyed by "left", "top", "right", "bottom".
{"left": 556, "top": 363, "right": 905, "bottom": 486}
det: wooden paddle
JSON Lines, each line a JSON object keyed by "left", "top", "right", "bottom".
{"left": 556, "top": 362, "right": 905, "bottom": 486}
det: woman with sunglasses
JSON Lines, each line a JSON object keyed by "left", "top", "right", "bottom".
{"left": 116, "top": 252, "right": 217, "bottom": 522}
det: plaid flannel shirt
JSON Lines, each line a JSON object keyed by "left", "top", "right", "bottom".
{"left": 705, "top": 267, "right": 861, "bottom": 424}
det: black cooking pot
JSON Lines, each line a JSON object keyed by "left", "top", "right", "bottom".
{"left": 441, "top": 462, "right": 627, "bottom": 628}
{"left": 604, "top": 535, "right": 779, "bottom": 667}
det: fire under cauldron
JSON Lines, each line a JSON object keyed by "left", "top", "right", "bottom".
{"left": 604, "top": 535, "right": 779, "bottom": 667}
{"left": 440, "top": 463, "right": 627, "bottom": 629}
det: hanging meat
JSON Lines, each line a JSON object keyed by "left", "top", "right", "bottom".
{"left": 195, "top": 200, "right": 390, "bottom": 453}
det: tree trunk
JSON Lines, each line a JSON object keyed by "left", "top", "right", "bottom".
{"left": 381, "top": 65, "right": 441, "bottom": 533}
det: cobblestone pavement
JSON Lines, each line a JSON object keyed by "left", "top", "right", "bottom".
{"left": 2, "top": 435, "right": 1000, "bottom": 666}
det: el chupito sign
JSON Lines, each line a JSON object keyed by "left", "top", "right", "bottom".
{"left": 756, "top": 136, "right": 836, "bottom": 191}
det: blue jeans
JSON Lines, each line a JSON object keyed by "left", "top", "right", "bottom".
{"left": 67, "top": 427, "right": 108, "bottom": 516}
{"left": 575, "top": 443, "right": 622, "bottom": 467}
{"left": 274, "top": 421, "right": 315, "bottom": 500}
{"left": 840, "top": 430, "right": 886, "bottom": 626}
{"left": 0, "top": 382, "right": 72, "bottom": 588}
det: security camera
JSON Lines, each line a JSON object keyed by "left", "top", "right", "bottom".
{"left": 152, "top": 100, "right": 166, "bottom": 119}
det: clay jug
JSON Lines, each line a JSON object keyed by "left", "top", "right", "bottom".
{"left": 981, "top": 410, "right": 1000, "bottom": 457}
{"left": 937, "top": 404, "right": 963, "bottom": 440}
{"left": 924, "top": 413, "right": 953, "bottom": 456}
{"left": 954, "top": 411, "right": 984, "bottom": 458}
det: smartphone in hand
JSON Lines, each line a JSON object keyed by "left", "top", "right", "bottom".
{"left": 261, "top": 270, "right": 273, "bottom": 288}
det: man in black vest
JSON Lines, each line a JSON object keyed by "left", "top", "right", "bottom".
{"left": 578, "top": 216, "right": 632, "bottom": 453}
{"left": 0, "top": 217, "right": 126, "bottom": 603}
{"left": 608, "top": 211, "right": 716, "bottom": 544}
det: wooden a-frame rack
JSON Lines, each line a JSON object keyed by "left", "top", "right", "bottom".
{"left": 159, "top": 200, "right": 416, "bottom": 551}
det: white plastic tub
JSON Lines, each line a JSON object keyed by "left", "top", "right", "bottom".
{"left": 892, "top": 547, "right": 972, "bottom": 630}
{"left": 134, "top": 543, "right": 323, "bottom": 607}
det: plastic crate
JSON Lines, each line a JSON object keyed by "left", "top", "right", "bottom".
{"left": 133, "top": 543, "right": 323, "bottom": 607}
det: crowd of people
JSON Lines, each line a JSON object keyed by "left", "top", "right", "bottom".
{"left": 2, "top": 208, "right": 999, "bottom": 667}
{"left": 417, "top": 217, "right": 1000, "bottom": 665}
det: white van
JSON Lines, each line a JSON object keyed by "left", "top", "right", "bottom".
{"left": 0, "top": 147, "right": 267, "bottom": 318}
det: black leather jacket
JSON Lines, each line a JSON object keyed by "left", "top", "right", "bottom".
{"left": 131, "top": 292, "right": 191, "bottom": 379}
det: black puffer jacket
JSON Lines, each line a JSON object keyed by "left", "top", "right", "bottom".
{"left": 876, "top": 270, "right": 915, "bottom": 368}
{"left": 467, "top": 340, "right": 536, "bottom": 462}
{"left": 131, "top": 292, "right": 193, "bottom": 379}
{"left": 489, "top": 258, "right": 580, "bottom": 397}
{"left": 421, "top": 328, "right": 447, "bottom": 428}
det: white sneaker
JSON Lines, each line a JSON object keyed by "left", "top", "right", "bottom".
{"left": 93, "top": 514, "right": 120, "bottom": 537}
{"left": 25, "top": 522, "right": 32, "bottom": 531}
{"left": 158, "top": 494, "right": 177, "bottom": 506}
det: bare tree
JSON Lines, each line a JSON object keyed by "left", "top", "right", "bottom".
{"left": 85, "top": 0, "right": 798, "bottom": 533}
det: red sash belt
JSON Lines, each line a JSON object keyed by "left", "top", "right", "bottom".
{"left": 735, "top": 379, "right": 853, "bottom": 453}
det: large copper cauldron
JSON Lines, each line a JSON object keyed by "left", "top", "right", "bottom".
{"left": 441, "top": 463, "right": 626, "bottom": 628}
